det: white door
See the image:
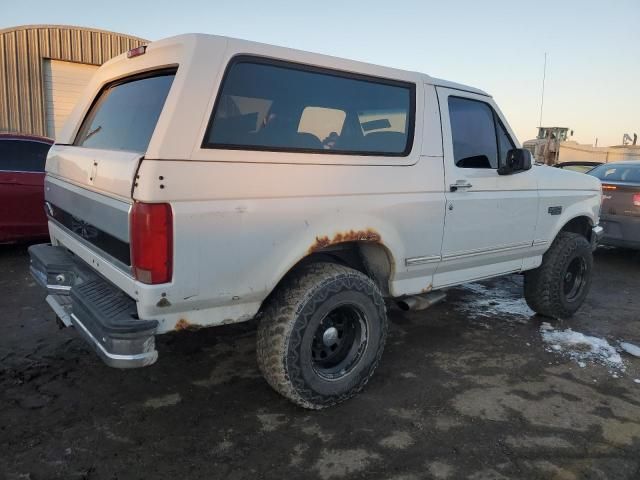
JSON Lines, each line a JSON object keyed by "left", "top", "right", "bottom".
{"left": 433, "top": 88, "right": 539, "bottom": 287}
{"left": 43, "top": 60, "right": 98, "bottom": 140}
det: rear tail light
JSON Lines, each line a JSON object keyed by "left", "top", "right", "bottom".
{"left": 130, "top": 202, "right": 173, "bottom": 284}
{"left": 634, "top": 193, "right": 640, "bottom": 207}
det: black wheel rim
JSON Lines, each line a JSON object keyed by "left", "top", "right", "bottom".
{"left": 563, "top": 256, "right": 587, "bottom": 302}
{"left": 311, "top": 304, "right": 368, "bottom": 380}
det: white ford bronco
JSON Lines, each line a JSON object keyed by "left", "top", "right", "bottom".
{"left": 30, "top": 34, "right": 603, "bottom": 409}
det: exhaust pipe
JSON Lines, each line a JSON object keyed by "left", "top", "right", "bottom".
{"left": 397, "top": 291, "right": 446, "bottom": 312}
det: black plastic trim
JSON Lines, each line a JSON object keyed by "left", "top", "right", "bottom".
{"left": 48, "top": 203, "right": 131, "bottom": 265}
{"left": 71, "top": 279, "right": 157, "bottom": 338}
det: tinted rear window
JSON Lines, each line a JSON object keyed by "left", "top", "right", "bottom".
{"left": 75, "top": 70, "right": 176, "bottom": 153}
{"left": 0, "top": 139, "right": 51, "bottom": 172}
{"left": 203, "top": 57, "right": 414, "bottom": 156}
{"left": 588, "top": 164, "right": 640, "bottom": 183}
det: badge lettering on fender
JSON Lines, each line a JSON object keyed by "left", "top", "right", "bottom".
{"left": 548, "top": 206, "right": 563, "bottom": 216}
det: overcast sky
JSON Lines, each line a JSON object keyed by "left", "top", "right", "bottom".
{"left": 4, "top": 0, "right": 639, "bottom": 146}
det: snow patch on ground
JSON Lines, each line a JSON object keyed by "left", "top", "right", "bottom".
{"left": 540, "top": 323, "right": 625, "bottom": 373}
{"left": 620, "top": 342, "right": 640, "bottom": 358}
{"left": 458, "top": 280, "right": 534, "bottom": 321}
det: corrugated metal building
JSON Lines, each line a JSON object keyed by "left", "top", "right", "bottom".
{"left": 0, "top": 25, "right": 147, "bottom": 139}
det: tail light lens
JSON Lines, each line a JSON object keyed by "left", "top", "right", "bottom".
{"left": 130, "top": 202, "right": 173, "bottom": 284}
{"left": 634, "top": 193, "right": 640, "bottom": 207}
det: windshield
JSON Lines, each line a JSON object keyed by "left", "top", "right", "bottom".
{"left": 588, "top": 164, "right": 640, "bottom": 183}
{"left": 74, "top": 70, "right": 176, "bottom": 153}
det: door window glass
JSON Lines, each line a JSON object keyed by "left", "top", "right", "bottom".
{"left": 448, "top": 97, "right": 499, "bottom": 169}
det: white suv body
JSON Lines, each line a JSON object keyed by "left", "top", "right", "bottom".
{"left": 30, "top": 34, "right": 602, "bottom": 408}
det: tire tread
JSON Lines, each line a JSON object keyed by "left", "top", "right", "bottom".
{"left": 524, "top": 231, "right": 592, "bottom": 318}
{"left": 256, "top": 262, "right": 387, "bottom": 409}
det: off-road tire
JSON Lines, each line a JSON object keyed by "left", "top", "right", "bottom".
{"left": 524, "top": 231, "right": 593, "bottom": 318}
{"left": 256, "top": 262, "right": 388, "bottom": 409}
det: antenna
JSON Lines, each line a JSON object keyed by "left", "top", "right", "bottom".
{"left": 538, "top": 52, "right": 547, "bottom": 128}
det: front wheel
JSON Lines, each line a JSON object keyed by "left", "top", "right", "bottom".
{"left": 524, "top": 231, "right": 593, "bottom": 318}
{"left": 256, "top": 262, "right": 387, "bottom": 409}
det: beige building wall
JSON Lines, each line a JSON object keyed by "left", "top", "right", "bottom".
{"left": 558, "top": 142, "right": 640, "bottom": 164}
{"left": 0, "top": 25, "right": 147, "bottom": 138}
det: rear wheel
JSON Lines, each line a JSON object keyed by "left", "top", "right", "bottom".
{"left": 524, "top": 231, "right": 593, "bottom": 318}
{"left": 256, "top": 262, "right": 387, "bottom": 409}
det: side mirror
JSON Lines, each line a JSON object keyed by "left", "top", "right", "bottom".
{"left": 498, "top": 148, "right": 533, "bottom": 175}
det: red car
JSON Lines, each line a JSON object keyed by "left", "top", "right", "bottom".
{"left": 0, "top": 134, "right": 53, "bottom": 243}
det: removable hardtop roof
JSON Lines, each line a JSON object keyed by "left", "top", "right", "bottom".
{"left": 58, "top": 33, "right": 491, "bottom": 158}
{"left": 103, "top": 33, "right": 491, "bottom": 97}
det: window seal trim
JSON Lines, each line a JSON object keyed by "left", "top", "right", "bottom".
{"left": 200, "top": 55, "right": 416, "bottom": 157}
{"left": 72, "top": 67, "right": 178, "bottom": 148}
{"left": 492, "top": 111, "right": 515, "bottom": 169}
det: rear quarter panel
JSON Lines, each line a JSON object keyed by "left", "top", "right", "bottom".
{"left": 134, "top": 157, "right": 446, "bottom": 331}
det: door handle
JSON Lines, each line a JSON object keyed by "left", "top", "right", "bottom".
{"left": 449, "top": 181, "right": 473, "bottom": 192}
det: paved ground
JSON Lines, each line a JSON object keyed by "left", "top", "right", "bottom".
{"left": 1, "top": 245, "right": 639, "bottom": 480}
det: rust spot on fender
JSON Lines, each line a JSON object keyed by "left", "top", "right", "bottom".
{"left": 308, "top": 229, "right": 382, "bottom": 254}
{"left": 175, "top": 318, "right": 200, "bottom": 331}
{"left": 174, "top": 319, "right": 190, "bottom": 331}
{"left": 421, "top": 283, "right": 433, "bottom": 294}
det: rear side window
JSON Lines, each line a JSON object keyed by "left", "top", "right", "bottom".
{"left": 448, "top": 96, "right": 514, "bottom": 169}
{"left": 203, "top": 57, "right": 415, "bottom": 156}
{"left": 75, "top": 70, "right": 176, "bottom": 153}
{"left": 0, "top": 140, "right": 51, "bottom": 172}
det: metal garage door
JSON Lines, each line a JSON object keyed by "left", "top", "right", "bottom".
{"left": 43, "top": 60, "right": 98, "bottom": 140}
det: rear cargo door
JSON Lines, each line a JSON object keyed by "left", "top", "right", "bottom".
{"left": 44, "top": 69, "right": 176, "bottom": 267}
{"left": 46, "top": 146, "right": 143, "bottom": 201}
{"left": 46, "top": 69, "right": 176, "bottom": 200}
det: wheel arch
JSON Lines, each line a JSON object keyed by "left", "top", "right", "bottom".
{"left": 260, "top": 240, "right": 395, "bottom": 312}
{"left": 558, "top": 215, "right": 594, "bottom": 241}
